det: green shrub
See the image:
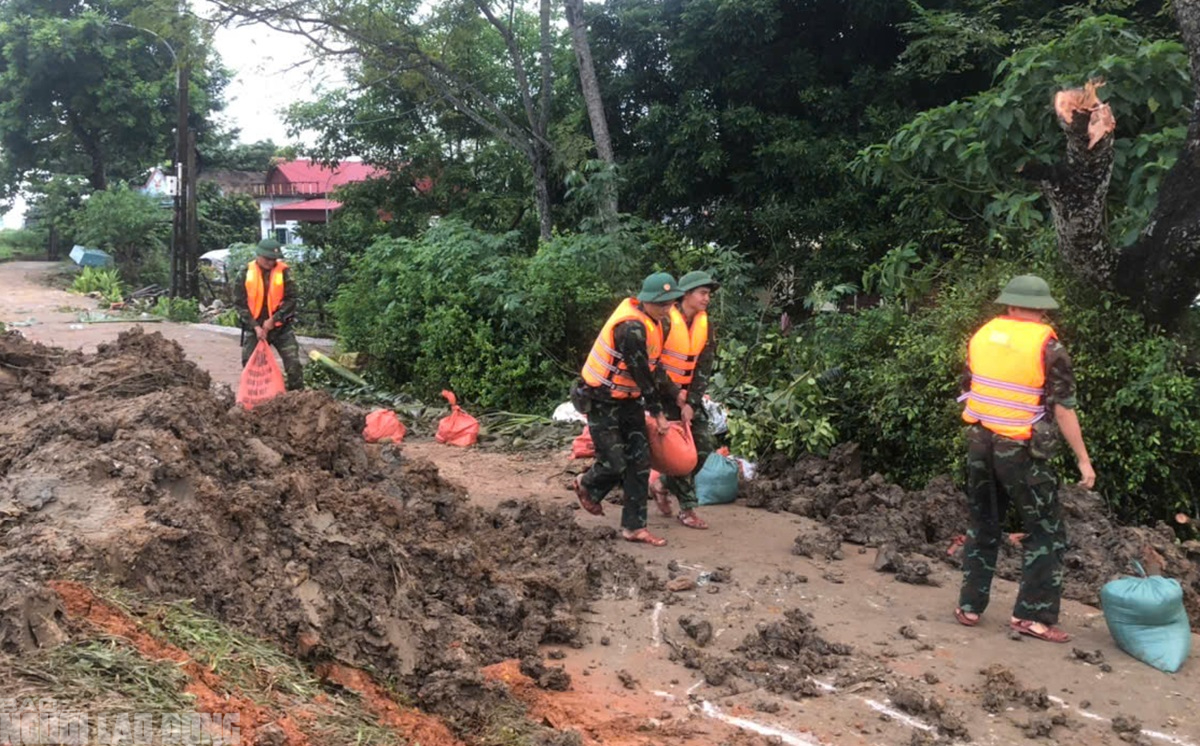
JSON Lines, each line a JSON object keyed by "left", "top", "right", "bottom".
{"left": 71, "top": 267, "right": 125, "bottom": 304}
{"left": 72, "top": 185, "right": 170, "bottom": 286}
{"left": 152, "top": 296, "right": 201, "bottom": 323}
{"left": 213, "top": 308, "right": 240, "bottom": 327}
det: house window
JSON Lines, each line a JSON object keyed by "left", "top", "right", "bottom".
{"left": 275, "top": 228, "right": 288, "bottom": 244}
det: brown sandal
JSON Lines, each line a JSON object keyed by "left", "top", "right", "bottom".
{"left": 954, "top": 608, "right": 979, "bottom": 627}
{"left": 677, "top": 510, "right": 709, "bottom": 530}
{"left": 1010, "top": 619, "right": 1071, "bottom": 643}
{"left": 650, "top": 477, "right": 673, "bottom": 517}
{"left": 623, "top": 528, "right": 667, "bottom": 546}
{"left": 574, "top": 475, "right": 604, "bottom": 516}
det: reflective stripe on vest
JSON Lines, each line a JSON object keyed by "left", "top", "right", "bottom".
{"left": 245, "top": 260, "right": 288, "bottom": 320}
{"left": 960, "top": 316, "right": 1055, "bottom": 440}
{"left": 580, "top": 298, "right": 663, "bottom": 398}
{"left": 661, "top": 306, "right": 708, "bottom": 388}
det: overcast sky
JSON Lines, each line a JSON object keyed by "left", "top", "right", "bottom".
{"left": 2, "top": 7, "right": 330, "bottom": 229}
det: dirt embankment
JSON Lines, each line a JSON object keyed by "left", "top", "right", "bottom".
{"left": 744, "top": 443, "right": 1200, "bottom": 625}
{"left": 0, "top": 328, "right": 655, "bottom": 738}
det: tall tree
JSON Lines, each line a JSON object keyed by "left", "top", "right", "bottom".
{"left": 564, "top": 0, "right": 618, "bottom": 225}
{"left": 211, "top": 0, "right": 561, "bottom": 239}
{"left": 0, "top": 0, "right": 227, "bottom": 196}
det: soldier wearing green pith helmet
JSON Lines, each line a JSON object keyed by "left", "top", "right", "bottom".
{"left": 570, "top": 272, "right": 684, "bottom": 547}
{"left": 954, "top": 275, "right": 1094, "bottom": 643}
{"left": 233, "top": 238, "right": 305, "bottom": 390}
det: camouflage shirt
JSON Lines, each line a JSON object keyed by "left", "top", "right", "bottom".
{"left": 233, "top": 264, "right": 298, "bottom": 329}
{"left": 960, "top": 336, "right": 1078, "bottom": 411}
{"left": 585, "top": 316, "right": 680, "bottom": 415}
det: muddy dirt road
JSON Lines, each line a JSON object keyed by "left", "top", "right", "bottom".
{"left": 3, "top": 259, "right": 1198, "bottom": 746}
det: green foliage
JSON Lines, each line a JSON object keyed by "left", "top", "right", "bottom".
{"left": 710, "top": 329, "right": 838, "bottom": 460}
{"left": 71, "top": 266, "right": 125, "bottom": 303}
{"left": 152, "top": 296, "right": 200, "bottom": 322}
{"left": 334, "top": 218, "right": 684, "bottom": 410}
{"left": 804, "top": 254, "right": 1200, "bottom": 524}
{"left": 856, "top": 15, "right": 1191, "bottom": 244}
{"left": 197, "top": 182, "right": 260, "bottom": 253}
{"left": 213, "top": 308, "right": 240, "bottom": 327}
{"left": 0, "top": 228, "right": 42, "bottom": 260}
{"left": 72, "top": 185, "right": 170, "bottom": 285}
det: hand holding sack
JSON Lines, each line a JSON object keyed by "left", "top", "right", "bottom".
{"left": 363, "top": 409, "right": 407, "bottom": 444}
{"left": 645, "top": 415, "right": 697, "bottom": 476}
{"left": 436, "top": 390, "right": 480, "bottom": 447}
{"left": 237, "top": 340, "right": 286, "bottom": 410}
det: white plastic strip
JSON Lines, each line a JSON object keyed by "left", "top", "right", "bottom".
{"left": 699, "top": 701, "right": 825, "bottom": 746}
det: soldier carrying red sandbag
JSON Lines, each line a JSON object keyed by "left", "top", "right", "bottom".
{"left": 569, "top": 272, "right": 687, "bottom": 547}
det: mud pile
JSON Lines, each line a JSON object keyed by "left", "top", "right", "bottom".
{"left": 0, "top": 329, "right": 652, "bottom": 731}
{"left": 744, "top": 443, "right": 1200, "bottom": 625}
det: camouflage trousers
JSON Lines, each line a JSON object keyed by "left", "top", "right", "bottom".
{"left": 958, "top": 424, "right": 1066, "bottom": 625}
{"left": 241, "top": 325, "right": 305, "bottom": 391}
{"left": 660, "top": 402, "right": 715, "bottom": 511}
{"left": 581, "top": 397, "right": 651, "bottom": 532}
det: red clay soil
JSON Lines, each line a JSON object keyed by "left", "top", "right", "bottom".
{"left": 315, "top": 663, "right": 465, "bottom": 746}
{"left": 49, "top": 580, "right": 309, "bottom": 746}
{"left": 482, "top": 659, "right": 703, "bottom": 746}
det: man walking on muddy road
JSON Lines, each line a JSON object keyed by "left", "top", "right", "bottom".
{"left": 954, "top": 274, "right": 1095, "bottom": 643}
{"left": 651, "top": 270, "right": 719, "bottom": 530}
{"left": 572, "top": 272, "right": 685, "bottom": 547}
{"left": 233, "top": 238, "right": 305, "bottom": 391}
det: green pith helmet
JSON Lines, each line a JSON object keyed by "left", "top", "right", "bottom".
{"left": 995, "top": 274, "right": 1059, "bottom": 310}
{"left": 637, "top": 272, "right": 684, "bottom": 303}
{"left": 256, "top": 238, "right": 285, "bottom": 260}
{"left": 678, "top": 270, "right": 720, "bottom": 293}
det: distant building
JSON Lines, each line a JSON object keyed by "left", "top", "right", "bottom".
{"left": 198, "top": 170, "right": 263, "bottom": 196}
{"left": 254, "top": 160, "right": 385, "bottom": 244}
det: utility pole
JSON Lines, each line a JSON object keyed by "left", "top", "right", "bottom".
{"left": 186, "top": 128, "right": 199, "bottom": 298}
{"left": 171, "top": 60, "right": 190, "bottom": 297}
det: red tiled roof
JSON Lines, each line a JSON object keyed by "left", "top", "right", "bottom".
{"left": 269, "top": 160, "right": 384, "bottom": 190}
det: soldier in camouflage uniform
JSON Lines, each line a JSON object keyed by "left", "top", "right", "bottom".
{"left": 955, "top": 275, "right": 1095, "bottom": 643}
{"left": 233, "top": 238, "right": 305, "bottom": 391}
{"left": 652, "top": 270, "right": 720, "bottom": 529}
{"left": 572, "top": 273, "right": 685, "bottom": 547}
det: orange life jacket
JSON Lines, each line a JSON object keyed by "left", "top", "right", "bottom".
{"left": 245, "top": 260, "right": 288, "bottom": 321}
{"left": 581, "top": 298, "right": 663, "bottom": 398}
{"left": 959, "top": 316, "right": 1056, "bottom": 440}
{"left": 661, "top": 306, "right": 708, "bottom": 389}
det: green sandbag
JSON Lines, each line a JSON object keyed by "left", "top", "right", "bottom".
{"left": 696, "top": 453, "right": 740, "bottom": 506}
{"left": 1101, "top": 574, "right": 1191, "bottom": 673}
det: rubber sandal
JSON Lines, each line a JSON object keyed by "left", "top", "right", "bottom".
{"left": 1009, "top": 619, "right": 1071, "bottom": 643}
{"left": 954, "top": 608, "right": 979, "bottom": 627}
{"left": 946, "top": 534, "right": 966, "bottom": 557}
{"left": 623, "top": 528, "right": 667, "bottom": 547}
{"left": 650, "top": 477, "right": 673, "bottom": 517}
{"left": 573, "top": 475, "right": 604, "bottom": 516}
{"left": 677, "top": 510, "right": 709, "bottom": 530}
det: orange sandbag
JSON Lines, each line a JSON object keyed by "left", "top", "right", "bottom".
{"left": 645, "top": 415, "right": 697, "bottom": 476}
{"left": 436, "top": 390, "right": 480, "bottom": 447}
{"left": 363, "top": 408, "right": 407, "bottom": 444}
{"left": 237, "top": 340, "right": 286, "bottom": 410}
{"left": 571, "top": 427, "right": 596, "bottom": 459}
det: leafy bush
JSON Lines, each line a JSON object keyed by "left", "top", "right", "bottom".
{"left": 72, "top": 185, "right": 170, "bottom": 286}
{"left": 333, "top": 218, "right": 732, "bottom": 411}
{"left": 0, "top": 228, "right": 43, "bottom": 259}
{"left": 710, "top": 329, "right": 838, "bottom": 459}
{"left": 70, "top": 267, "right": 125, "bottom": 304}
{"left": 213, "top": 308, "right": 240, "bottom": 328}
{"left": 802, "top": 254, "right": 1200, "bottom": 524}
{"left": 152, "top": 296, "right": 201, "bottom": 323}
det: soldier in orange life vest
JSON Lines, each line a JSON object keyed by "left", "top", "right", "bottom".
{"left": 954, "top": 275, "right": 1094, "bottom": 644}
{"left": 571, "top": 272, "right": 686, "bottom": 547}
{"left": 650, "top": 270, "right": 719, "bottom": 529}
{"left": 232, "top": 238, "right": 305, "bottom": 391}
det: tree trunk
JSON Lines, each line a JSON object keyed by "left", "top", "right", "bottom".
{"left": 1113, "top": 0, "right": 1200, "bottom": 327}
{"left": 564, "top": 0, "right": 618, "bottom": 226}
{"left": 533, "top": 147, "right": 553, "bottom": 241}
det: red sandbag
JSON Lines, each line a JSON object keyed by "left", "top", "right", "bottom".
{"left": 436, "top": 390, "right": 479, "bottom": 447}
{"left": 645, "top": 415, "right": 697, "bottom": 476}
{"left": 364, "top": 408, "right": 407, "bottom": 444}
{"left": 237, "top": 340, "right": 286, "bottom": 410}
{"left": 571, "top": 427, "right": 596, "bottom": 459}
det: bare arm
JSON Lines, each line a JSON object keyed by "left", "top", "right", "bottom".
{"left": 1054, "top": 403, "right": 1095, "bottom": 489}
